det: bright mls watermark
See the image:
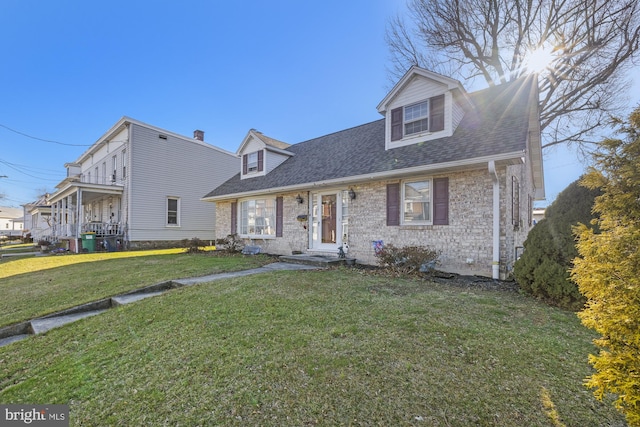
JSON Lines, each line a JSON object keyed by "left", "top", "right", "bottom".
{"left": 1, "top": 405, "right": 68, "bottom": 426}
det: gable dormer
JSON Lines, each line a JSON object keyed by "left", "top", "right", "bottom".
{"left": 377, "top": 66, "right": 473, "bottom": 150}
{"left": 238, "top": 129, "right": 293, "bottom": 180}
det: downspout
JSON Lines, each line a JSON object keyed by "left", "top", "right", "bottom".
{"left": 488, "top": 161, "right": 500, "bottom": 279}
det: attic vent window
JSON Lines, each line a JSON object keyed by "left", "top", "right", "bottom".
{"left": 159, "top": 134, "right": 168, "bottom": 140}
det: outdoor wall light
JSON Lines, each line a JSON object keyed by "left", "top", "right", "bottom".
{"left": 296, "top": 194, "right": 304, "bottom": 204}
{"left": 348, "top": 188, "right": 356, "bottom": 200}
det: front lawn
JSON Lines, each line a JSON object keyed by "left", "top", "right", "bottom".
{"left": 0, "top": 249, "right": 273, "bottom": 327}
{"left": 0, "top": 268, "right": 626, "bottom": 426}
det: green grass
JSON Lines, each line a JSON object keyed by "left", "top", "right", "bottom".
{"left": 0, "top": 249, "right": 273, "bottom": 327}
{"left": 0, "top": 268, "right": 626, "bottom": 426}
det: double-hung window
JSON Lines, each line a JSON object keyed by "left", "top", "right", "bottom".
{"left": 242, "top": 150, "right": 264, "bottom": 177}
{"left": 247, "top": 152, "right": 258, "bottom": 172}
{"left": 112, "top": 156, "right": 117, "bottom": 182}
{"left": 167, "top": 197, "right": 180, "bottom": 226}
{"left": 391, "top": 94, "right": 445, "bottom": 141}
{"left": 239, "top": 198, "right": 275, "bottom": 236}
{"left": 122, "top": 149, "right": 127, "bottom": 179}
{"left": 387, "top": 177, "right": 449, "bottom": 226}
{"left": 403, "top": 179, "right": 432, "bottom": 224}
{"left": 404, "top": 101, "right": 429, "bottom": 136}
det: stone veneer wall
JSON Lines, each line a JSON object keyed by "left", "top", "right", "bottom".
{"left": 214, "top": 166, "right": 533, "bottom": 278}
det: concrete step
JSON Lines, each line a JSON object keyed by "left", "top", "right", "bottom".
{"left": 279, "top": 254, "right": 355, "bottom": 267}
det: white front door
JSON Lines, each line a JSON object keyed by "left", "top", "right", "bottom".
{"left": 310, "top": 190, "right": 348, "bottom": 251}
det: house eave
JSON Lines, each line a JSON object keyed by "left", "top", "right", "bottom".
{"left": 202, "top": 151, "right": 525, "bottom": 202}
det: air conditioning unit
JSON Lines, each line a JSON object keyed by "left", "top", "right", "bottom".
{"left": 110, "top": 174, "right": 116, "bottom": 183}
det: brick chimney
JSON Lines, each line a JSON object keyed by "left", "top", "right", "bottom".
{"left": 193, "top": 130, "right": 205, "bottom": 141}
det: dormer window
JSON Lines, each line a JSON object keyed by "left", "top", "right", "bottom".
{"left": 391, "top": 94, "right": 445, "bottom": 141}
{"left": 247, "top": 152, "right": 258, "bottom": 172}
{"left": 404, "top": 101, "right": 430, "bottom": 135}
{"left": 242, "top": 150, "right": 264, "bottom": 176}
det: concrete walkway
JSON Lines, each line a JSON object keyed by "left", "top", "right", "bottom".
{"left": 0, "top": 262, "right": 321, "bottom": 348}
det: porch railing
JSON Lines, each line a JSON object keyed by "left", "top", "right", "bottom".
{"left": 82, "top": 222, "right": 124, "bottom": 237}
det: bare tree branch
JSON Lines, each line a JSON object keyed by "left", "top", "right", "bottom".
{"left": 387, "top": 0, "right": 640, "bottom": 151}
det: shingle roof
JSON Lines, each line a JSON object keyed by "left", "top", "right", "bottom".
{"left": 255, "top": 132, "right": 291, "bottom": 150}
{"left": 204, "top": 76, "right": 536, "bottom": 199}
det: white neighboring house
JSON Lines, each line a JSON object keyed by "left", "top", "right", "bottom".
{"left": 23, "top": 194, "right": 52, "bottom": 242}
{"left": 46, "top": 117, "right": 238, "bottom": 252}
{"left": 0, "top": 207, "right": 24, "bottom": 238}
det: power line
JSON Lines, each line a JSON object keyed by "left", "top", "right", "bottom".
{"left": 0, "top": 159, "right": 65, "bottom": 180}
{"left": 0, "top": 123, "right": 91, "bottom": 147}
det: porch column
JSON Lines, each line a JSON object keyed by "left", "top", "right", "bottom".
{"left": 76, "top": 189, "right": 83, "bottom": 253}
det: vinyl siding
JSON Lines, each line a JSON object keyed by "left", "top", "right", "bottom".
{"left": 266, "top": 151, "right": 289, "bottom": 173}
{"left": 390, "top": 75, "right": 447, "bottom": 109}
{"left": 243, "top": 136, "right": 263, "bottom": 153}
{"left": 451, "top": 99, "right": 465, "bottom": 132}
{"left": 128, "top": 123, "right": 238, "bottom": 241}
{"left": 80, "top": 128, "right": 128, "bottom": 183}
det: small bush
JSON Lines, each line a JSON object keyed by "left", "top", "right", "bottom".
{"left": 215, "top": 234, "right": 243, "bottom": 253}
{"left": 375, "top": 244, "right": 440, "bottom": 276}
{"left": 183, "top": 237, "right": 205, "bottom": 254}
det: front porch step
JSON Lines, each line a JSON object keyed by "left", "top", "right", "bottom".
{"left": 279, "top": 254, "right": 355, "bottom": 267}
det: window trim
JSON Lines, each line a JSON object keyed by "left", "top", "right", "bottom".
{"left": 404, "top": 100, "right": 429, "bottom": 136}
{"left": 237, "top": 197, "right": 277, "bottom": 238}
{"left": 389, "top": 94, "right": 446, "bottom": 145}
{"left": 401, "top": 178, "right": 433, "bottom": 225}
{"left": 122, "top": 149, "right": 127, "bottom": 180}
{"left": 166, "top": 196, "right": 180, "bottom": 227}
{"left": 242, "top": 150, "right": 265, "bottom": 177}
{"left": 247, "top": 152, "right": 259, "bottom": 173}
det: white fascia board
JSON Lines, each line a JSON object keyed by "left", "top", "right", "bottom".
{"left": 202, "top": 151, "right": 525, "bottom": 202}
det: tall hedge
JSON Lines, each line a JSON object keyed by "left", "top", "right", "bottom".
{"left": 513, "top": 178, "right": 599, "bottom": 310}
{"left": 572, "top": 107, "right": 640, "bottom": 426}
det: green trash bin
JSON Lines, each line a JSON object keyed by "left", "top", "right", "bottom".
{"left": 81, "top": 232, "right": 96, "bottom": 253}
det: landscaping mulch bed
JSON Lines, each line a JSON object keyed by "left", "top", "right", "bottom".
{"left": 428, "top": 270, "right": 520, "bottom": 292}
{"left": 350, "top": 263, "right": 520, "bottom": 292}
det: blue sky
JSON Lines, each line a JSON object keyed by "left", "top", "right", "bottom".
{"left": 0, "top": 0, "right": 638, "bottom": 209}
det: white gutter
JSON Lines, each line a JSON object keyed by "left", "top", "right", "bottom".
{"left": 202, "top": 151, "right": 525, "bottom": 202}
{"left": 488, "top": 160, "right": 500, "bottom": 279}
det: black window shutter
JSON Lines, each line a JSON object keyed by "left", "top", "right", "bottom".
{"left": 230, "top": 202, "right": 237, "bottom": 234}
{"left": 433, "top": 177, "right": 449, "bottom": 225}
{"left": 257, "top": 150, "right": 264, "bottom": 172}
{"left": 275, "top": 196, "right": 283, "bottom": 237}
{"left": 430, "top": 94, "right": 445, "bottom": 132}
{"left": 390, "top": 107, "right": 403, "bottom": 141}
{"left": 386, "top": 183, "right": 400, "bottom": 226}
{"left": 242, "top": 154, "right": 248, "bottom": 175}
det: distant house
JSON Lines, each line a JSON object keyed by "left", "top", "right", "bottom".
{"left": 0, "top": 207, "right": 24, "bottom": 238}
{"left": 23, "top": 194, "right": 52, "bottom": 242}
{"left": 45, "top": 117, "right": 237, "bottom": 252}
{"left": 203, "top": 67, "right": 545, "bottom": 279}
{"left": 532, "top": 207, "right": 546, "bottom": 224}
